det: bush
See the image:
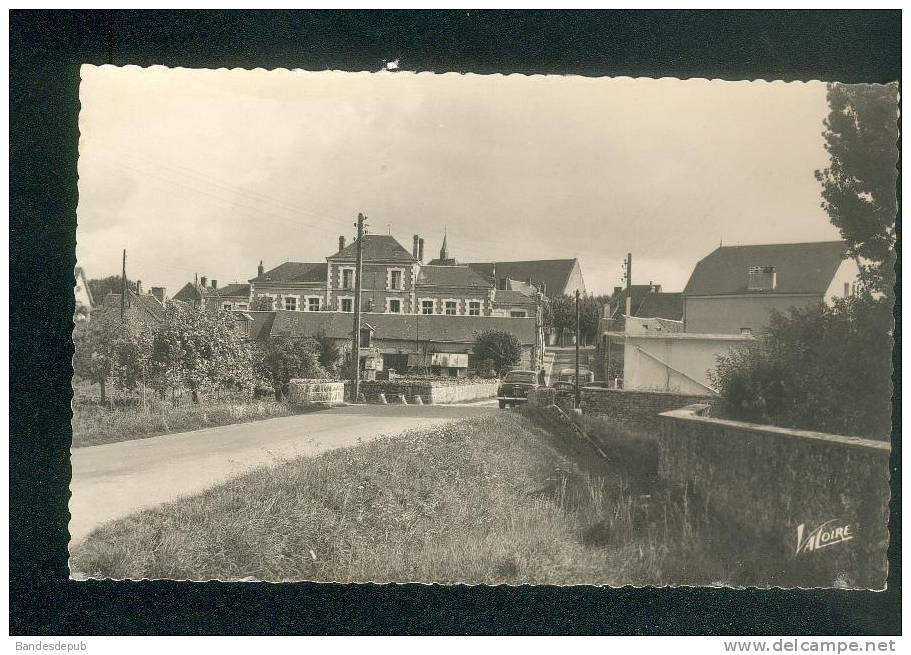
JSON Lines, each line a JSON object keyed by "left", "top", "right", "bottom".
{"left": 711, "top": 294, "right": 892, "bottom": 439}
{"left": 473, "top": 330, "right": 522, "bottom": 377}
{"left": 255, "top": 336, "right": 327, "bottom": 399}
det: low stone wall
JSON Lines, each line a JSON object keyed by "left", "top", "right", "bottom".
{"left": 659, "top": 404, "right": 891, "bottom": 589}
{"left": 528, "top": 388, "right": 556, "bottom": 407}
{"left": 580, "top": 387, "right": 714, "bottom": 433}
{"left": 359, "top": 379, "right": 498, "bottom": 404}
{"left": 287, "top": 379, "right": 345, "bottom": 406}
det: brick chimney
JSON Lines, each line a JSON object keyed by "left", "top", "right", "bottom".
{"left": 418, "top": 238, "right": 425, "bottom": 263}
{"left": 339, "top": 235, "right": 346, "bottom": 252}
{"left": 136, "top": 280, "right": 142, "bottom": 295}
{"left": 257, "top": 260, "right": 264, "bottom": 277}
{"left": 151, "top": 287, "right": 166, "bottom": 305}
{"left": 413, "top": 234, "right": 419, "bottom": 258}
{"left": 211, "top": 279, "right": 218, "bottom": 289}
{"left": 200, "top": 275, "right": 207, "bottom": 288}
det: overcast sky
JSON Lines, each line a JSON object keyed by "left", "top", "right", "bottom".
{"left": 77, "top": 66, "right": 841, "bottom": 295}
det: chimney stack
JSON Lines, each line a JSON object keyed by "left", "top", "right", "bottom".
{"left": 257, "top": 260, "right": 265, "bottom": 277}
{"left": 413, "top": 234, "right": 419, "bottom": 258}
{"left": 136, "top": 280, "right": 142, "bottom": 295}
{"left": 151, "top": 287, "right": 166, "bottom": 305}
{"left": 200, "top": 275, "right": 207, "bottom": 288}
{"left": 418, "top": 238, "right": 425, "bottom": 262}
{"left": 211, "top": 279, "right": 218, "bottom": 290}
{"left": 339, "top": 235, "right": 346, "bottom": 252}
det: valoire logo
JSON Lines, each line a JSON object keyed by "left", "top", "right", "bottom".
{"left": 795, "top": 519, "right": 854, "bottom": 554}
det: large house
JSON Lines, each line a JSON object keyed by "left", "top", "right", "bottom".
{"left": 239, "top": 232, "right": 584, "bottom": 317}
{"left": 683, "top": 240, "right": 859, "bottom": 334}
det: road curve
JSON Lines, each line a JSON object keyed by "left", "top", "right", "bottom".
{"left": 69, "top": 402, "right": 497, "bottom": 548}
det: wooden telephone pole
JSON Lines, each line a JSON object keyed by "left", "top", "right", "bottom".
{"left": 350, "top": 213, "right": 367, "bottom": 403}
{"left": 624, "top": 252, "right": 632, "bottom": 317}
{"left": 574, "top": 288, "right": 581, "bottom": 408}
{"left": 120, "top": 249, "right": 127, "bottom": 321}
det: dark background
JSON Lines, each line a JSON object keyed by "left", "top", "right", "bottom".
{"left": 10, "top": 10, "right": 901, "bottom": 635}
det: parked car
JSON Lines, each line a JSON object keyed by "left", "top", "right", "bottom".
{"left": 556, "top": 367, "right": 595, "bottom": 385}
{"left": 496, "top": 369, "right": 539, "bottom": 409}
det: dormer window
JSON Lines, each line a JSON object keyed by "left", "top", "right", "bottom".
{"left": 747, "top": 266, "right": 776, "bottom": 291}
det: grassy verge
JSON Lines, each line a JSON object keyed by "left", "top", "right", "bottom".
{"left": 71, "top": 409, "right": 738, "bottom": 585}
{"left": 72, "top": 397, "right": 317, "bottom": 448}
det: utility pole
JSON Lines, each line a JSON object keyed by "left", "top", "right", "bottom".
{"left": 350, "top": 212, "right": 367, "bottom": 402}
{"left": 624, "top": 252, "right": 632, "bottom": 317}
{"left": 574, "top": 288, "right": 581, "bottom": 408}
{"left": 120, "top": 249, "right": 127, "bottom": 322}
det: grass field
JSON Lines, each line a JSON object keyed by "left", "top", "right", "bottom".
{"left": 72, "top": 392, "right": 314, "bottom": 448}
{"left": 71, "top": 409, "right": 738, "bottom": 585}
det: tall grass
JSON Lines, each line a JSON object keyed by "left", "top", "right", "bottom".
{"left": 71, "top": 410, "right": 741, "bottom": 585}
{"left": 71, "top": 394, "right": 310, "bottom": 448}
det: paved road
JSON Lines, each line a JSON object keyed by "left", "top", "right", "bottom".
{"left": 69, "top": 402, "right": 497, "bottom": 547}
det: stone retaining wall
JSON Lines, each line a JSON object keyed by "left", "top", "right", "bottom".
{"left": 580, "top": 387, "right": 714, "bottom": 432}
{"left": 287, "top": 379, "right": 346, "bottom": 406}
{"left": 359, "top": 379, "right": 498, "bottom": 404}
{"left": 659, "top": 404, "right": 891, "bottom": 589}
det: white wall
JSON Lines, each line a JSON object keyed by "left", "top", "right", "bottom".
{"left": 823, "top": 258, "right": 862, "bottom": 304}
{"left": 623, "top": 333, "right": 752, "bottom": 394}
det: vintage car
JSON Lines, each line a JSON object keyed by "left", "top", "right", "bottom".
{"left": 556, "top": 367, "right": 595, "bottom": 385}
{"left": 496, "top": 369, "right": 539, "bottom": 409}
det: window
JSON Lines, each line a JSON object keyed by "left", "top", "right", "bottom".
{"left": 422, "top": 300, "right": 434, "bottom": 315}
{"left": 740, "top": 327, "right": 752, "bottom": 336}
{"left": 510, "top": 310, "right": 528, "bottom": 318}
{"left": 223, "top": 303, "right": 232, "bottom": 311}
{"left": 388, "top": 299, "right": 401, "bottom": 314}
{"left": 359, "top": 328, "right": 372, "bottom": 348}
{"left": 390, "top": 270, "right": 403, "bottom": 290}
{"left": 341, "top": 268, "right": 354, "bottom": 289}
{"left": 747, "top": 266, "right": 776, "bottom": 291}
{"left": 445, "top": 301, "right": 457, "bottom": 315}
{"left": 341, "top": 298, "right": 353, "bottom": 313}
{"left": 237, "top": 304, "right": 248, "bottom": 310}
{"left": 308, "top": 297, "right": 321, "bottom": 312}
{"left": 285, "top": 297, "right": 297, "bottom": 311}
{"left": 468, "top": 301, "right": 481, "bottom": 316}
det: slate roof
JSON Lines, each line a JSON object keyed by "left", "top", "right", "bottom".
{"left": 609, "top": 285, "right": 662, "bottom": 318}
{"left": 492, "top": 289, "right": 537, "bottom": 307}
{"left": 102, "top": 290, "right": 165, "bottom": 322}
{"left": 214, "top": 283, "right": 251, "bottom": 298}
{"left": 250, "top": 262, "right": 327, "bottom": 284}
{"left": 172, "top": 282, "right": 206, "bottom": 303}
{"left": 328, "top": 235, "right": 417, "bottom": 263}
{"left": 246, "top": 311, "right": 277, "bottom": 341}
{"left": 468, "top": 259, "right": 579, "bottom": 297}
{"left": 633, "top": 292, "right": 684, "bottom": 321}
{"left": 268, "top": 311, "right": 537, "bottom": 345}
{"left": 684, "top": 241, "right": 848, "bottom": 296}
{"left": 416, "top": 265, "right": 492, "bottom": 288}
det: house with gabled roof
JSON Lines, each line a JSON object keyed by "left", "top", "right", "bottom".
{"left": 683, "top": 240, "right": 859, "bottom": 334}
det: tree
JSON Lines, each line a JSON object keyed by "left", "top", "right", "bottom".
{"left": 250, "top": 295, "right": 277, "bottom": 311}
{"left": 314, "top": 331, "right": 342, "bottom": 374}
{"left": 72, "top": 306, "right": 151, "bottom": 403}
{"left": 474, "top": 330, "right": 522, "bottom": 377}
{"left": 815, "top": 83, "right": 899, "bottom": 296}
{"left": 543, "top": 294, "right": 602, "bottom": 345}
{"left": 149, "top": 304, "right": 255, "bottom": 402}
{"left": 87, "top": 275, "right": 136, "bottom": 304}
{"left": 711, "top": 294, "right": 892, "bottom": 439}
{"left": 255, "top": 336, "right": 328, "bottom": 399}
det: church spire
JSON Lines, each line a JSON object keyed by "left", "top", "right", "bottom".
{"left": 439, "top": 228, "right": 449, "bottom": 261}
